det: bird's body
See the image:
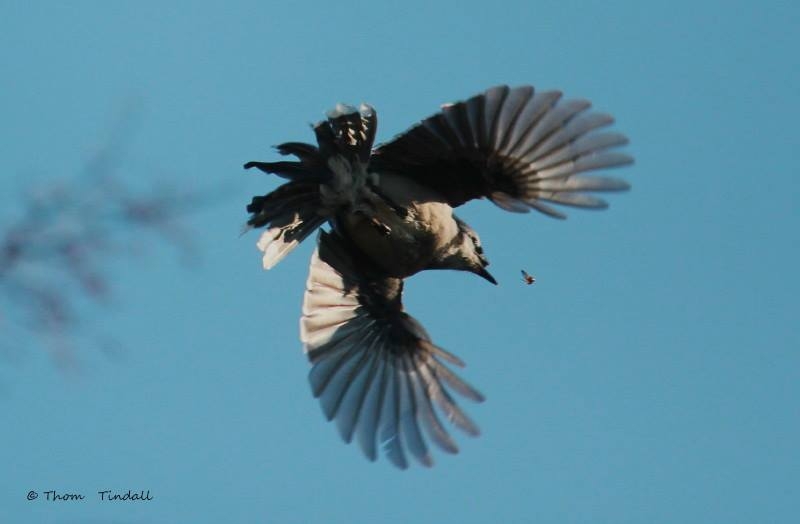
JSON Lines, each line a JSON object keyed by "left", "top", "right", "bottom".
{"left": 333, "top": 172, "right": 461, "bottom": 278}
{"left": 244, "top": 85, "right": 632, "bottom": 468}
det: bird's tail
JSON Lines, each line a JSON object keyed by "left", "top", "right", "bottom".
{"left": 244, "top": 179, "right": 326, "bottom": 270}
{"left": 244, "top": 103, "right": 378, "bottom": 269}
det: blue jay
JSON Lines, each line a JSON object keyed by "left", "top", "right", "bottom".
{"left": 244, "top": 85, "right": 632, "bottom": 468}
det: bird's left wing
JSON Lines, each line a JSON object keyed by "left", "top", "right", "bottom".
{"left": 370, "top": 85, "right": 633, "bottom": 218}
{"left": 301, "top": 230, "right": 483, "bottom": 468}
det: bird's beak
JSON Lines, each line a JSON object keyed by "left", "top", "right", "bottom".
{"left": 475, "top": 267, "right": 498, "bottom": 285}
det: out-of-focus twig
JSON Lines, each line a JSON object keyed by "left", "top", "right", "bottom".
{"left": 0, "top": 105, "right": 226, "bottom": 369}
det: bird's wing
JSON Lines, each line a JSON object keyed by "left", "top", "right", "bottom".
{"left": 370, "top": 85, "right": 633, "bottom": 218}
{"left": 301, "top": 230, "right": 484, "bottom": 469}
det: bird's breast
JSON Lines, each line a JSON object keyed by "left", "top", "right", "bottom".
{"left": 340, "top": 173, "right": 459, "bottom": 278}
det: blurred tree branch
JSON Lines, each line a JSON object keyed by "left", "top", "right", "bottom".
{"left": 0, "top": 105, "right": 224, "bottom": 370}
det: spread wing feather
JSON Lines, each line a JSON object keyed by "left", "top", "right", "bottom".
{"left": 371, "top": 85, "right": 632, "bottom": 218}
{"left": 301, "top": 230, "right": 483, "bottom": 468}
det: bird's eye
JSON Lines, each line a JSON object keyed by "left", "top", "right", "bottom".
{"left": 475, "top": 245, "right": 483, "bottom": 255}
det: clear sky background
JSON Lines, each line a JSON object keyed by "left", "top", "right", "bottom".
{"left": 2, "top": 1, "right": 798, "bottom": 523}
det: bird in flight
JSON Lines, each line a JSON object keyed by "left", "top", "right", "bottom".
{"left": 244, "top": 85, "right": 632, "bottom": 468}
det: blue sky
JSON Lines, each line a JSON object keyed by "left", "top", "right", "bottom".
{"left": 2, "top": 1, "right": 798, "bottom": 523}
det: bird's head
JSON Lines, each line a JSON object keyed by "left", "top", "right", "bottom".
{"left": 436, "top": 220, "right": 497, "bottom": 285}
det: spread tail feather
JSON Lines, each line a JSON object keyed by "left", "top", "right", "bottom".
{"left": 246, "top": 181, "right": 326, "bottom": 269}
{"left": 315, "top": 103, "right": 377, "bottom": 163}
{"left": 244, "top": 101, "right": 379, "bottom": 269}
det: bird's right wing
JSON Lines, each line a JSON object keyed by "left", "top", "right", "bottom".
{"left": 371, "top": 85, "right": 633, "bottom": 218}
{"left": 301, "top": 230, "right": 484, "bottom": 469}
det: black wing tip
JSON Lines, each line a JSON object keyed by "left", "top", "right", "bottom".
{"left": 484, "top": 84, "right": 510, "bottom": 96}
{"left": 611, "top": 179, "right": 633, "bottom": 191}
{"left": 615, "top": 154, "right": 636, "bottom": 167}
